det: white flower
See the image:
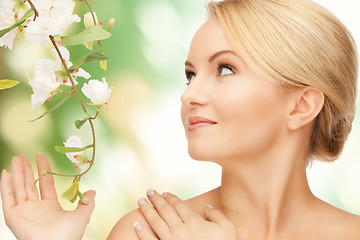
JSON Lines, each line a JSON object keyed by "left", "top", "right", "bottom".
{"left": 29, "top": 58, "right": 60, "bottom": 109}
{"left": 0, "top": 0, "right": 29, "bottom": 49}
{"left": 64, "top": 135, "right": 90, "bottom": 173}
{"left": 82, "top": 78, "right": 112, "bottom": 106}
{"left": 51, "top": 46, "right": 90, "bottom": 86}
{"left": 25, "top": 0, "right": 80, "bottom": 46}
{"left": 29, "top": 46, "right": 91, "bottom": 108}
{"left": 29, "top": 46, "right": 91, "bottom": 109}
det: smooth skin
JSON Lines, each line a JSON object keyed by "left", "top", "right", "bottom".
{"left": 1, "top": 154, "right": 95, "bottom": 240}
{"left": 108, "top": 16, "right": 360, "bottom": 239}
{"left": 2, "top": 16, "right": 360, "bottom": 240}
{"left": 134, "top": 190, "right": 236, "bottom": 240}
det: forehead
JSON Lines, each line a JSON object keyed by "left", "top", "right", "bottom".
{"left": 187, "top": 16, "right": 234, "bottom": 59}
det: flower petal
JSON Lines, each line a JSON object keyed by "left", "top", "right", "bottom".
{"left": 64, "top": 135, "right": 85, "bottom": 164}
{"left": 74, "top": 68, "right": 91, "bottom": 80}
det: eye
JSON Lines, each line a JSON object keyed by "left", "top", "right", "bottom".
{"left": 185, "top": 70, "right": 195, "bottom": 86}
{"left": 218, "top": 63, "right": 234, "bottom": 76}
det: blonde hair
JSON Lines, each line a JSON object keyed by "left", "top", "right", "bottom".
{"left": 207, "top": 0, "right": 358, "bottom": 162}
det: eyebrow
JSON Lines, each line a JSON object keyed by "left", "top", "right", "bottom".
{"left": 184, "top": 50, "right": 238, "bottom": 68}
{"left": 208, "top": 50, "right": 238, "bottom": 62}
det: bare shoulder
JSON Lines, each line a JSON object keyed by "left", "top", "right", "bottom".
{"left": 107, "top": 208, "right": 151, "bottom": 240}
{"left": 331, "top": 208, "right": 360, "bottom": 239}
{"left": 315, "top": 198, "right": 360, "bottom": 239}
{"left": 184, "top": 187, "right": 221, "bottom": 217}
{"left": 106, "top": 187, "right": 220, "bottom": 239}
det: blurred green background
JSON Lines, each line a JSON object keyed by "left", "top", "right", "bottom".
{"left": 0, "top": 0, "right": 359, "bottom": 239}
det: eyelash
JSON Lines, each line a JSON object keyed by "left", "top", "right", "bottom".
{"left": 184, "top": 62, "right": 235, "bottom": 86}
{"left": 217, "top": 62, "right": 234, "bottom": 76}
{"left": 185, "top": 71, "right": 195, "bottom": 86}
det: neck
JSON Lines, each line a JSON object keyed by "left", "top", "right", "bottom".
{"left": 217, "top": 139, "right": 315, "bottom": 239}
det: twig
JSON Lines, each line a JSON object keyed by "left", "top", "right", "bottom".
{"left": 47, "top": 35, "right": 97, "bottom": 178}
{"left": 26, "top": 0, "right": 39, "bottom": 21}
{"left": 83, "top": 0, "right": 105, "bottom": 58}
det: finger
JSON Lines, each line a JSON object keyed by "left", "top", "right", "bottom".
{"left": 162, "top": 192, "right": 201, "bottom": 223}
{"left": 36, "top": 153, "right": 57, "bottom": 200}
{"left": 21, "top": 155, "right": 39, "bottom": 201}
{"left": 146, "top": 189, "right": 183, "bottom": 228}
{"left": 1, "top": 170, "right": 16, "bottom": 213}
{"left": 205, "top": 205, "right": 234, "bottom": 230}
{"left": 11, "top": 156, "right": 27, "bottom": 202}
{"left": 137, "top": 196, "right": 170, "bottom": 239}
{"left": 75, "top": 190, "right": 96, "bottom": 224}
{"left": 134, "top": 222, "right": 158, "bottom": 240}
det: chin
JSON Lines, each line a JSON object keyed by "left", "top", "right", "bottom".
{"left": 187, "top": 145, "right": 222, "bottom": 163}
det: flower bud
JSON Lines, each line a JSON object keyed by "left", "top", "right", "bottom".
{"left": 107, "top": 18, "right": 115, "bottom": 32}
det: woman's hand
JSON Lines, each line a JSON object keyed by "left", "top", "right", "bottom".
{"left": 1, "top": 154, "right": 96, "bottom": 240}
{"left": 134, "top": 190, "right": 237, "bottom": 240}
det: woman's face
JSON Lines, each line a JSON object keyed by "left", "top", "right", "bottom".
{"left": 181, "top": 17, "right": 291, "bottom": 163}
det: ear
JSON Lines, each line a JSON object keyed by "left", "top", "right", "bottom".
{"left": 287, "top": 87, "right": 324, "bottom": 131}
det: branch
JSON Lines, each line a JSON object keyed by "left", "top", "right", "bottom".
{"left": 26, "top": 0, "right": 39, "bottom": 21}
{"left": 48, "top": 35, "right": 97, "bottom": 179}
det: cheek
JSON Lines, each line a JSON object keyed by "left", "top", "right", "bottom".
{"left": 215, "top": 88, "right": 287, "bottom": 157}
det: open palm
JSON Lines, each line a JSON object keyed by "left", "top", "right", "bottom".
{"left": 1, "top": 154, "right": 95, "bottom": 240}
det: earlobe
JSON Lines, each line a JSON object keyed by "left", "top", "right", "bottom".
{"left": 287, "top": 87, "right": 324, "bottom": 131}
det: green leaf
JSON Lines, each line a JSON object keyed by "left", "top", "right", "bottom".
{"left": 0, "top": 79, "right": 19, "bottom": 90}
{"left": 78, "top": 191, "right": 89, "bottom": 205}
{"left": 0, "top": 9, "right": 33, "bottom": 38}
{"left": 69, "top": 52, "right": 109, "bottom": 71}
{"left": 75, "top": 116, "right": 90, "bottom": 129}
{"left": 29, "top": 92, "right": 74, "bottom": 122}
{"left": 61, "top": 179, "right": 80, "bottom": 203}
{"left": 55, "top": 144, "right": 93, "bottom": 153}
{"left": 61, "top": 26, "right": 111, "bottom": 46}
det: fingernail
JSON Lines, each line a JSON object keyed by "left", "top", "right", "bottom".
{"left": 146, "top": 189, "right": 155, "bottom": 197}
{"left": 138, "top": 197, "right": 147, "bottom": 206}
{"left": 134, "top": 222, "right": 142, "bottom": 232}
{"left": 207, "top": 204, "right": 215, "bottom": 209}
{"left": 161, "top": 192, "right": 168, "bottom": 198}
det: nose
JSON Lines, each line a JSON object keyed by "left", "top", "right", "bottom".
{"left": 180, "top": 75, "right": 208, "bottom": 106}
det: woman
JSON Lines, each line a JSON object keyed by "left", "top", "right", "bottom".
{"left": 1, "top": 0, "right": 359, "bottom": 239}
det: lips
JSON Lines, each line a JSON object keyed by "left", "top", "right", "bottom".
{"left": 186, "top": 116, "right": 217, "bottom": 132}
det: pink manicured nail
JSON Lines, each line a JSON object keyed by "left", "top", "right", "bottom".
{"left": 161, "top": 192, "right": 168, "bottom": 198}
{"left": 134, "top": 222, "right": 142, "bottom": 232}
{"left": 207, "top": 204, "right": 215, "bottom": 209}
{"left": 138, "top": 197, "right": 147, "bottom": 206}
{"left": 146, "top": 189, "right": 155, "bottom": 197}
